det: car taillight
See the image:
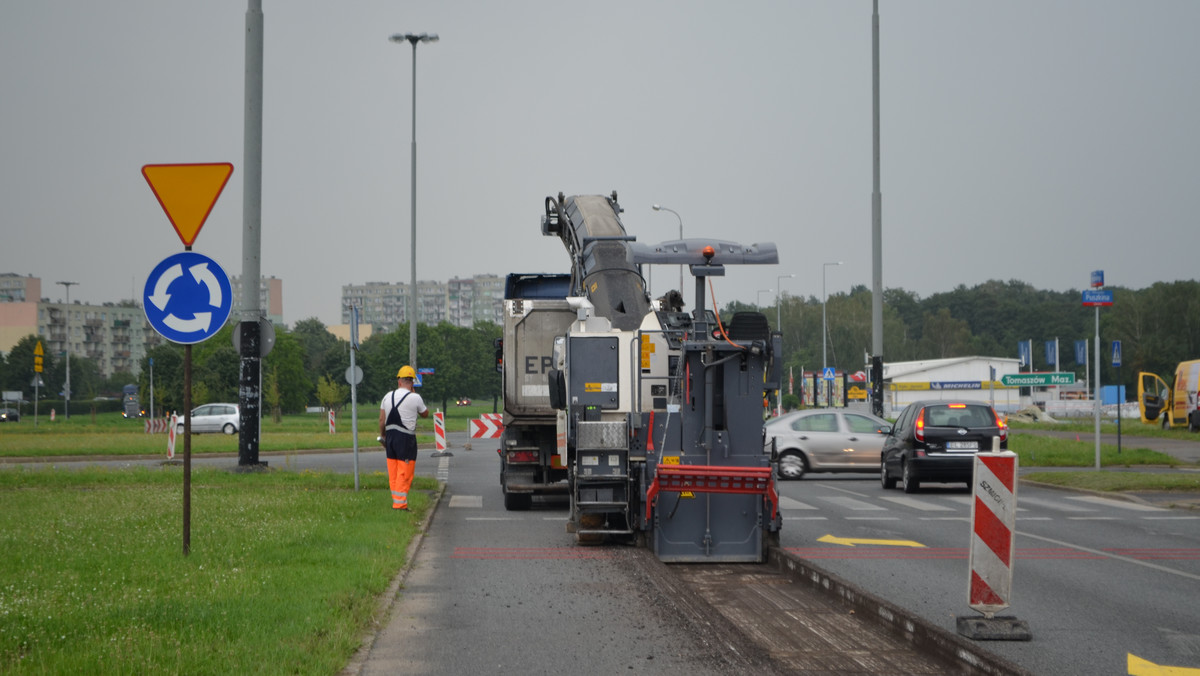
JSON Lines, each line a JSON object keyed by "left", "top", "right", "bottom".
{"left": 915, "top": 408, "right": 926, "bottom": 443}
{"left": 995, "top": 411, "right": 1008, "bottom": 443}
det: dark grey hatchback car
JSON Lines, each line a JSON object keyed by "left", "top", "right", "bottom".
{"left": 880, "top": 400, "right": 1007, "bottom": 493}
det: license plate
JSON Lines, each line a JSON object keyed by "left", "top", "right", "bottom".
{"left": 947, "top": 441, "right": 978, "bottom": 450}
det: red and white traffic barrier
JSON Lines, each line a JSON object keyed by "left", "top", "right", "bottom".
{"left": 470, "top": 414, "right": 503, "bottom": 439}
{"left": 328, "top": 410, "right": 335, "bottom": 434}
{"left": 967, "top": 450, "right": 1018, "bottom": 616}
{"left": 144, "top": 418, "right": 171, "bottom": 434}
{"left": 435, "top": 411, "right": 446, "bottom": 451}
{"left": 167, "top": 413, "right": 178, "bottom": 459}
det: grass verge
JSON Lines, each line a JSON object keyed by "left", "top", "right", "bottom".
{"left": 0, "top": 466, "right": 437, "bottom": 674}
{"left": 0, "top": 404, "right": 500, "bottom": 458}
{"left": 1023, "top": 470, "right": 1200, "bottom": 492}
{"left": 1008, "top": 432, "right": 1182, "bottom": 468}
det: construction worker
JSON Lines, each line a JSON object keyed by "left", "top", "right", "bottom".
{"left": 379, "top": 365, "right": 429, "bottom": 510}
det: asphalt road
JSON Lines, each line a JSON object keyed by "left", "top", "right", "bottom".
{"left": 776, "top": 473, "right": 1200, "bottom": 674}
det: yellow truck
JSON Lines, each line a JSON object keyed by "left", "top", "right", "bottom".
{"left": 1138, "top": 360, "right": 1200, "bottom": 432}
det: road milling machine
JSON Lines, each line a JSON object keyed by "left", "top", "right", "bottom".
{"left": 498, "top": 191, "right": 782, "bottom": 562}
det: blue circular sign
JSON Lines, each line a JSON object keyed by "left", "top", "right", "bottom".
{"left": 143, "top": 251, "right": 233, "bottom": 344}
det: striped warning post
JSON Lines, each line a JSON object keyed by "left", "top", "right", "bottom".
{"left": 434, "top": 411, "right": 446, "bottom": 451}
{"left": 167, "top": 413, "right": 178, "bottom": 459}
{"left": 967, "top": 451, "right": 1018, "bottom": 616}
{"left": 328, "top": 410, "right": 335, "bottom": 434}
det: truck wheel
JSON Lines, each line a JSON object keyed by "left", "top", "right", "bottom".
{"left": 1190, "top": 414, "right": 1200, "bottom": 433}
{"left": 503, "top": 491, "right": 532, "bottom": 511}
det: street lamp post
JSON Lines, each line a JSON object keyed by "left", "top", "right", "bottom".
{"left": 757, "top": 289, "right": 773, "bottom": 307}
{"left": 56, "top": 281, "right": 77, "bottom": 419}
{"left": 776, "top": 274, "right": 794, "bottom": 333}
{"left": 822, "top": 262, "right": 842, "bottom": 407}
{"left": 775, "top": 273, "right": 794, "bottom": 417}
{"left": 651, "top": 204, "right": 684, "bottom": 302}
{"left": 390, "top": 31, "right": 439, "bottom": 371}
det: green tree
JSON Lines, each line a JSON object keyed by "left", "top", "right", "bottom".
{"left": 2, "top": 334, "right": 55, "bottom": 396}
{"left": 139, "top": 343, "right": 184, "bottom": 414}
{"left": 917, "top": 308, "right": 973, "bottom": 359}
{"left": 292, "top": 317, "right": 349, "bottom": 405}
{"left": 316, "top": 374, "right": 348, "bottom": 413}
{"left": 264, "top": 329, "right": 310, "bottom": 414}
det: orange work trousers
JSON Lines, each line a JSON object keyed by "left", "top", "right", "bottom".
{"left": 387, "top": 458, "right": 416, "bottom": 510}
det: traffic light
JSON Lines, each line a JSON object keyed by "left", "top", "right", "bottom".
{"left": 494, "top": 338, "right": 503, "bottom": 373}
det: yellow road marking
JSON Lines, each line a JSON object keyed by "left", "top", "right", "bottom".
{"left": 1128, "top": 653, "right": 1200, "bottom": 675}
{"left": 817, "top": 534, "right": 926, "bottom": 548}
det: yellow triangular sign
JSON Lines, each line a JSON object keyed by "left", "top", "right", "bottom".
{"left": 34, "top": 341, "right": 44, "bottom": 356}
{"left": 142, "top": 163, "right": 234, "bottom": 246}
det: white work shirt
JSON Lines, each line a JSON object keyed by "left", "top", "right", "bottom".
{"left": 380, "top": 388, "right": 427, "bottom": 433}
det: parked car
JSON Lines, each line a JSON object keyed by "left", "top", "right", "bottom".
{"left": 455, "top": 397, "right": 472, "bottom": 406}
{"left": 764, "top": 409, "right": 890, "bottom": 480}
{"left": 0, "top": 407, "right": 19, "bottom": 423}
{"left": 880, "top": 399, "right": 1007, "bottom": 493}
{"left": 177, "top": 403, "right": 239, "bottom": 435}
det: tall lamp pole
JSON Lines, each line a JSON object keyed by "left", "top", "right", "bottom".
{"left": 390, "top": 31, "right": 439, "bottom": 371}
{"left": 56, "top": 281, "right": 77, "bottom": 419}
{"left": 651, "top": 204, "right": 684, "bottom": 302}
{"left": 776, "top": 274, "right": 794, "bottom": 332}
{"left": 775, "top": 274, "right": 793, "bottom": 417}
{"left": 822, "top": 262, "right": 842, "bottom": 406}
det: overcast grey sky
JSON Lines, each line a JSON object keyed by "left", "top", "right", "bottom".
{"left": 3, "top": 1, "right": 1197, "bottom": 328}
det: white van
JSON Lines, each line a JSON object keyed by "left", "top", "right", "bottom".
{"left": 1138, "top": 360, "right": 1200, "bottom": 432}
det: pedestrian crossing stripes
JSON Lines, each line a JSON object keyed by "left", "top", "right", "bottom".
{"left": 774, "top": 490, "right": 1196, "bottom": 522}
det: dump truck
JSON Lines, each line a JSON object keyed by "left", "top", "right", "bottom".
{"left": 499, "top": 191, "right": 783, "bottom": 562}
{"left": 1138, "top": 360, "right": 1200, "bottom": 432}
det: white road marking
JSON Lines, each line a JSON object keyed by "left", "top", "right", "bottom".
{"left": 821, "top": 496, "right": 887, "bottom": 511}
{"left": 448, "top": 495, "right": 483, "bottom": 508}
{"left": 881, "top": 496, "right": 955, "bottom": 511}
{"left": 1068, "top": 495, "right": 1167, "bottom": 512}
{"left": 778, "top": 496, "right": 818, "bottom": 510}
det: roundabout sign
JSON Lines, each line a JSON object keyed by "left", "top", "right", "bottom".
{"left": 143, "top": 251, "right": 232, "bottom": 344}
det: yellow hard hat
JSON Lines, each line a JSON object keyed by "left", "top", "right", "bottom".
{"left": 397, "top": 365, "right": 417, "bottom": 379}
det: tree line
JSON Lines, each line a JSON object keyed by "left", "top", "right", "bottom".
{"left": 2, "top": 278, "right": 1194, "bottom": 414}
{"left": 743, "top": 279, "right": 1199, "bottom": 391}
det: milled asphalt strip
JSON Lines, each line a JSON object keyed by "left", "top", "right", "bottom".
{"left": 1016, "top": 530, "right": 1200, "bottom": 582}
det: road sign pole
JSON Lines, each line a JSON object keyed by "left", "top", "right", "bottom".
{"left": 1094, "top": 305, "right": 1101, "bottom": 469}
{"left": 183, "top": 343, "right": 192, "bottom": 556}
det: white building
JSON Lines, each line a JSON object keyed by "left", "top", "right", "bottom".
{"left": 884, "top": 356, "right": 1024, "bottom": 415}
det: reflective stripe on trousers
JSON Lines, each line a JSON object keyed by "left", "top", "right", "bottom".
{"left": 386, "top": 458, "right": 415, "bottom": 509}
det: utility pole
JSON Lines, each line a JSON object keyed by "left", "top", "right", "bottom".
{"left": 56, "top": 281, "right": 77, "bottom": 419}
{"left": 238, "top": 0, "right": 265, "bottom": 468}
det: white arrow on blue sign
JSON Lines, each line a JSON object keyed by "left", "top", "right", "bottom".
{"left": 143, "top": 251, "right": 232, "bottom": 344}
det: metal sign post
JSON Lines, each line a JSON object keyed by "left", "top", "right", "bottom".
{"left": 142, "top": 162, "right": 234, "bottom": 556}
{"left": 1113, "top": 340, "right": 1123, "bottom": 455}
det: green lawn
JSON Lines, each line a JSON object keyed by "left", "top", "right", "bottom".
{"left": 0, "top": 403, "right": 500, "bottom": 458}
{"left": 1010, "top": 430, "right": 1199, "bottom": 493}
{"left": 0, "top": 466, "right": 439, "bottom": 674}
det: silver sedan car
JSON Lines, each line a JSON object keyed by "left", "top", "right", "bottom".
{"left": 177, "top": 403, "right": 239, "bottom": 435}
{"left": 765, "top": 409, "right": 890, "bottom": 480}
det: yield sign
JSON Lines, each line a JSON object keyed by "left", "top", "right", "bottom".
{"left": 142, "top": 163, "right": 234, "bottom": 246}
